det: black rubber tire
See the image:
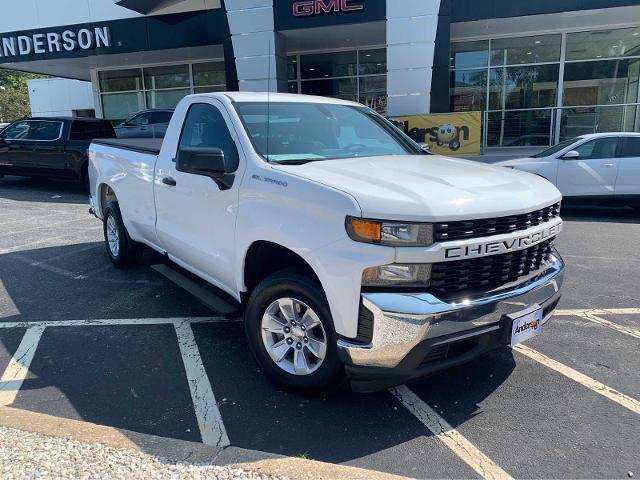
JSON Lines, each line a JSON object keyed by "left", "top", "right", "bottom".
{"left": 102, "top": 202, "right": 144, "bottom": 269}
{"left": 244, "top": 269, "right": 344, "bottom": 394}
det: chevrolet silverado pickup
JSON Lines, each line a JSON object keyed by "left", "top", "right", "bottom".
{"left": 88, "top": 92, "right": 565, "bottom": 393}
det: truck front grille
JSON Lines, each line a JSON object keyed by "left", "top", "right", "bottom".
{"left": 434, "top": 202, "right": 561, "bottom": 242}
{"left": 430, "top": 239, "right": 555, "bottom": 298}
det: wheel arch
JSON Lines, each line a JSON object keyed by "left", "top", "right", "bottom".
{"left": 98, "top": 183, "right": 118, "bottom": 217}
{"left": 242, "top": 241, "right": 322, "bottom": 302}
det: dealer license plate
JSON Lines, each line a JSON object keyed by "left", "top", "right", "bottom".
{"left": 510, "top": 308, "right": 543, "bottom": 346}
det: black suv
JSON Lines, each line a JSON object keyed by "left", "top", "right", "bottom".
{"left": 0, "top": 117, "right": 115, "bottom": 187}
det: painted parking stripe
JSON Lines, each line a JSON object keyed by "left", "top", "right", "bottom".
{"left": 0, "top": 325, "right": 46, "bottom": 406}
{"left": 0, "top": 316, "right": 241, "bottom": 329}
{"left": 556, "top": 308, "right": 640, "bottom": 316}
{"left": 579, "top": 312, "right": 640, "bottom": 340}
{"left": 390, "top": 385, "right": 512, "bottom": 480}
{"left": 514, "top": 345, "right": 640, "bottom": 415}
{"left": 174, "top": 319, "right": 230, "bottom": 447}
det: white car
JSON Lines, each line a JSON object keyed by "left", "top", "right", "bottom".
{"left": 496, "top": 133, "right": 640, "bottom": 209}
{"left": 88, "top": 92, "right": 564, "bottom": 393}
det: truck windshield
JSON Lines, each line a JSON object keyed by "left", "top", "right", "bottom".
{"left": 234, "top": 102, "right": 420, "bottom": 163}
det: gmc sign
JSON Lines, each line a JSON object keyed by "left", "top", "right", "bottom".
{"left": 293, "top": 0, "right": 364, "bottom": 17}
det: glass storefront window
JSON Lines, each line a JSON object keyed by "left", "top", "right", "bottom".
{"left": 144, "top": 64, "right": 190, "bottom": 89}
{"left": 563, "top": 59, "right": 640, "bottom": 106}
{"left": 359, "top": 75, "right": 387, "bottom": 113}
{"left": 193, "top": 62, "right": 226, "bottom": 88}
{"left": 566, "top": 26, "right": 640, "bottom": 61}
{"left": 193, "top": 86, "right": 226, "bottom": 94}
{"left": 145, "top": 89, "right": 191, "bottom": 109}
{"left": 300, "top": 78, "right": 357, "bottom": 101}
{"left": 293, "top": 48, "right": 388, "bottom": 113}
{"left": 101, "top": 92, "right": 145, "bottom": 122}
{"left": 450, "top": 41, "right": 489, "bottom": 69}
{"left": 450, "top": 69, "right": 487, "bottom": 112}
{"left": 486, "top": 109, "right": 554, "bottom": 146}
{"left": 99, "top": 69, "right": 143, "bottom": 92}
{"left": 358, "top": 49, "right": 386, "bottom": 75}
{"left": 287, "top": 56, "right": 297, "bottom": 81}
{"left": 300, "top": 51, "right": 357, "bottom": 79}
{"left": 491, "top": 64, "right": 559, "bottom": 109}
{"left": 490, "top": 35, "right": 561, "bottom": 66}
{"left": 559, "top": 105, "right": 627, "bottom": 140}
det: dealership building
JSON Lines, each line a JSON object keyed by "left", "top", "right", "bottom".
{"left": 1, "top": 0, "right": 639, "bottom": 147}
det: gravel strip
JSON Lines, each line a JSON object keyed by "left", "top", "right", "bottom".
{"left": 0, "top": 426, "right": 287, "bottom": 480}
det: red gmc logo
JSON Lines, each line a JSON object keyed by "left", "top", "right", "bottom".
{"left": 293, "top": 0, "right": 364, "bottom": 17}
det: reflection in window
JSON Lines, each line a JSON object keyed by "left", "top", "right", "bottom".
{"left": 101, "top": 92, "right": 145, "bottom": 122}
{"left": 450, "top": 41, "right": 489, "bottom": 69}
{"left": 146, "top": 89, "right": 191, "bottom": 109}
{"left": 358, "top": 49, "right": 387, "bottom": 75}
{"left": 99, "top": 69, "right": 143, "bottom": 92}
{"left": 491, "top": 64, "right": 559, "bottom": 109}
{"left": 490, "top": 35, "right": 561, "bottom": 66}
{"left": 144, "top": 64, "right": 190, "bottom": 89}
{"left": 563, "top": 59, "right": 640, "bottom": 106}
{"left": 300, "top": 51, "right": 357, "bottom": 79}
{"left": 566, "top": 27, "right": 640, "bottom": 61}
{"left": 301, "top": 78, "right": 357, "bottom": 102}
{"left": 573, "top": 137, "right": 618, "bottom": 159}
{"left": 486, "top": 110, "right": 553, "bottom": 147}
{"left": 192, "top": 62, "right": 226, "bottom": 88}
{"left": 450, "top": 69, "right": 487, "bottom": 112}
{"left": 559, "top": 106, "right": 626, "bottom": 140}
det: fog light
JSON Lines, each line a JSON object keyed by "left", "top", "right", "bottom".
{"left": 362, "top": 264, "right": 432, "bottom": 288}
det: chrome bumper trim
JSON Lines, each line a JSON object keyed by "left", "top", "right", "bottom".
{"left": 337, "top": 251, "right": 565, "bottom": 369}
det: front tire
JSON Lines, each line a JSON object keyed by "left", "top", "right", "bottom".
{"left": 103, "top": 202, "right": 143, "bottom": 268}
{"left": 244, "top": 270, "right": 344, "bottom": 393}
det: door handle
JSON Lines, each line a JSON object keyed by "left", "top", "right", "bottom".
{"left": 602, "top": 163, "right": 614, "bottom": 167}
{"left": 162, "top": 177, "right": 177, "bottom": 186}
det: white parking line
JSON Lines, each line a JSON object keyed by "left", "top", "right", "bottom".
{"left": 0, "top": 317, "right": 240, "bottom": 329}
{"left": 0, "top": 230, "right": 101, "bottom": 255}
{"left": 556, "top": 308, "right": 640, "bottom": 316}
{"left": 0, "top": 325, "right": 45, "bottom": 406}
{"left": 390, "top": 385, "right": 512, "bottom": 480}
{"left": 174, "top": 320, "right": 230, "bottom": 448}
{"left": 514, "top": 344, "right": 640, "bottom": 415}
{"left": 0, "top": 217, "right": 90, "bottom": 239}
{"left": 580, "top": 312, "right": 640, "bottom": 340}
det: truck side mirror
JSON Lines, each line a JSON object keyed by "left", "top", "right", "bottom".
{"left": 561, "top": 150, "right": 580, "bottom": 160}
{"left": 176, "top": 146, "right": 235, "bottom": 190}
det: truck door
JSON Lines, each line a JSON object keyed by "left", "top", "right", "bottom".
{"left": 154, "top": 100, "right": 243, "bottom": 295}
{"left": 0, "top": 121, "right": 31, "bottom": 170}
{"left": 28, "top": 120, "right": 67, "bottom": 173}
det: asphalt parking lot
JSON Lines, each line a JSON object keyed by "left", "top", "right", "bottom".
{"left": 0, "top": 175, "right": 638, "bottom": 479}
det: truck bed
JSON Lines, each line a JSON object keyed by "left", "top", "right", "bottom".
{"left": 92, "top": 138, "right": 163, "bottom": 155}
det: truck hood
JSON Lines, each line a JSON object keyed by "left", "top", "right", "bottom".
{"left": 273, "top": 155, "right": 562, "bottom": 221}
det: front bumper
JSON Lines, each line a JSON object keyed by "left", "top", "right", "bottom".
{"left": 337, "top": 251, "right": 565, "bottom": 392}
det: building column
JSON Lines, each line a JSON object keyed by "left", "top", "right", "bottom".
{"left": 386, "top": 0, "right": 442, "bottom": 116}
{"left": 224, "top": 0, "right": 287, "bottom": 92}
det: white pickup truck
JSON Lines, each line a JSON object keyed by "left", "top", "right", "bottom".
{"left": 88, "top": 92, "right": 565, "bottom": 393}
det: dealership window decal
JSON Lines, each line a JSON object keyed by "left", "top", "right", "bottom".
{"left": 0, "top": 27, "right": 111, "bottom": 58}
{"left": 293, "top": 0, "right": 364, "bottom": 17}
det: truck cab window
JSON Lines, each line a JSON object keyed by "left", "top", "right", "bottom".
{"left": 178, "top": 103, "right": 237, "bottom": 166}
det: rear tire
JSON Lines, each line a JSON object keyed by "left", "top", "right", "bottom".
{"left": 103, "top": 202, "right": 143, "bottom": 269}
{"left": 244, "top": 269, "right": 344, "bottom": 394}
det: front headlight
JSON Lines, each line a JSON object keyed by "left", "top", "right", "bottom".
{"left": 362, "top": 264, "right": 432, "bottom": 288}
{"left": 345, "top": 216, "right": 434, "bottom": 247}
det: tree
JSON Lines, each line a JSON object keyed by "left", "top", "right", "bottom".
{"left": 0, "top": 69, "right": 45, "bottom": 122}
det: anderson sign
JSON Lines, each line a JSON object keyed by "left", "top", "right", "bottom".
{"left": 0, "top": 26, "right": 111, "bottom": 58}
